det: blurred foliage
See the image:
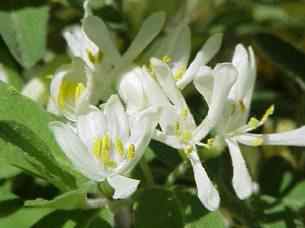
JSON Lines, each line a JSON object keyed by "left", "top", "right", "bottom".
{"left": 0, "top": 0, "right": 305, "bottom": 227}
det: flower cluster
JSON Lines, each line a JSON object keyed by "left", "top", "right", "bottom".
{"left": 48, "top": 5, "right": 305, "bottom": 211}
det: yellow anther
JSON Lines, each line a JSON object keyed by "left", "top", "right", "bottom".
{"left": 127, "top": 144, "right": 136, "bottom": 160}
{"left": 174, "top": 65, "right": 187, "bottom": 81}
{"left": 248, "top": 117, "right": 259, "bottom": 129}
{"left": 93, "top": 138, "right": 103, "bottom": 158}
{"left": 180, "top": 108, "right": 188, "bottom": 120}
{"left": 184, "top": 145, "right": 193, "bottom": 155}
{"left": 93, "top": 134, "right": 116, "bottom": 168}
{"left": 175, "top": 121, "right": 181, "bottom": 135}
{"left": 58, "top": 80, "right": 77, "bottom": 108}
{"left": 115, "top": 138, "right": 125, "bottom": 157}
{"left": 87, "top": 49, "right": 103, "bottom": 64}
{"left": 261, "top": 105, "right": 274, "bottom": 123}
{"left": 238, "top": 100, "right": 246, "bottom": 112}
{"left": 162, "top": 55, "right": 172, "bottom": 64}
{"left": 181, "top": 130, "right": 192, "bottom": 144}
{"left": 251, "top": 137, "right": 264, "bottom": 146}
{"left": 75, "top": 82, "right": 85, "bottom": 100}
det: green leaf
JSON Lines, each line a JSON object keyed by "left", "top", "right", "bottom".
{"left": 0, "top": 6, "right": 49, "bottom": 68}
{"left": 282, "top": 181, "right": 305, "bottom": 210}
{"left": 31, "top": 208, "right": 113, "bottom": 228}
{"left": 0, "top": 83, "right": 76, "bottom": 191}
{"left": 175, "top": 190, "right": 225, "bottom": 228}
{"left": 254, "top": 33, "right": 305, "bottom": 79}
{"left": 0, "top": 187, "right": 23, "bottom": 219}
{"left": 0, "top": 206, "right": 53, "bottom": 228}
{"left": 0, "top": 159, "right": 21, "bottom": 179}
{"left": 134, "top": 188, "right": 183, "bottom": 228}
{"left": 134, "top": 188, "right": 225, "bottom": 228}
{"left": 25, "top": 185, "right": 90, "bottom": 210}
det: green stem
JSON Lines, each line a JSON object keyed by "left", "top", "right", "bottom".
{"left": 166, "top": 160, "right": 190, "bottom": 187}
{"left": 139, "top": 158, "right": 154, "bottom": 187}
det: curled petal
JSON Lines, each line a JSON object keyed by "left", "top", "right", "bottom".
{"left": 249, "top": 126, "right": 305, "bottom": 147}
{"left": 193, "top": 63, "right": 237, "bottom": 142}
{"left": 107, "top": 175, "right": 140, "bottom": 199}
{"left": 177, "top": 33, "right": 223, "bottom": 89}
{"left": 189, "top": 151, "right": 220, "bottom": 211}
{"left": 63, "top": 25, "right": 99, "bottom": 69}
{"left": 193, "top": 66, "right": 213, "bottom": 107}
{"left": 226, "top": 139, "right": 253, "bottom": 199}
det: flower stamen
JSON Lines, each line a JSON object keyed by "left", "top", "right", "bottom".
{"left": 127, "top": 144, "right": 136, "bottom": 160}
{"left": 174, "top": 65, "right": 187, "bottom": 81}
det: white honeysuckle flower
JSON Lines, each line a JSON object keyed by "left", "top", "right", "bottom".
{"left": 21, "top": 77, "right": 49, "bottom": 105}
{"left": 63, "top": 25, "right": 101, "bottom": 70}
{"left": 119, "top": 58, "right": 238, "bottom": 211}
{"left": 194, "top": 44, "right": 305, "bottom": 200}
{"left": 160, "top": 33, "right": 223, "bottom": 90}
{"left": 50, "top": 95, "right": 159, "bottom": 199}
{"left": 60, "top": 12, "right": 165, "bottom": 106}
{"left": 82, "top": 12, "right": 165, "bottom": 101}
{"left": 49, "top": 58, "right": 93, "bottom": 121}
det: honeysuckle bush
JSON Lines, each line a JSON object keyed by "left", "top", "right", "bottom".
{"left": 1, "top": 0, "right": 305, "bottom": 227}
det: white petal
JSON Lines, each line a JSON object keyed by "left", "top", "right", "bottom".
{"left": 244, "top": 46, "right": 257, "bottom": 110}
{"left": 22, "top": 77, "right": 48, "bottom": 104}
{"left": 152, "top": 130, "right": 183, "bottom": 149}
{"left": 200, "top": 33, "right": 223, "bottom": 64}
{"left": 235, "top": 133, "right": 264, "bottom": 147}
{"left": 150, "top": 58, "right": 186, "bottom": 109}
{"left": 193, "top": 66, "right": 213, "bottom": 107}
{"left": 226, "top": 139, "right": 253, "bottom": 199}
{"left": 121, "top": 12, "right": 166, "bottom": 64}
{"left": 177, "top": 33, "right": 223, "bottom": 89}
{"left": 168, "top": 25, "right": 191, "bottom": 75}
{"left": 229, "top": 44, "right": 254, "bottom": 103}
{"left": 107, "top": 175, "right": 140, "bottom": 199}
{"left": 261, "top": 126, "right": 305, "bottom": 146}
{"left": 49, "top": 121, "right": 106, "bottom": 181}
{"left": 118, "top": 107, "right": 160, "bottom": 173}
{"left": 47, "top": 98, "right": 60, "bottom": 116}
{"left": 83, "top": 16, "right": 121, "bottom": 65}
{"left": 158, "top": 105, "right": 180, "bottom": 135}
{"left": 193, "top": 63, "right": 237, "bottom": 142}
{"left": 139, "top": 67, "right": 170, "bottom": 108}
{"left": 189, "top": 151, "right": 220, "bottom": 211}
{"left": 103, "top": 95, "right": 129, "bottom": 141}
{"left": 139, "top": 24, "right": 190, "bottom": 71}
{"left": 63, "top": 25, "right": 99, "bottom": 69}
{"left": 49, "top": 59, "right": 92, "bottom": 121}
{"left": 118, "top": 66, "right": 147, "bottom": 114}
{"left": 77, "top": 110, "right": 107, "bottom": 149}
